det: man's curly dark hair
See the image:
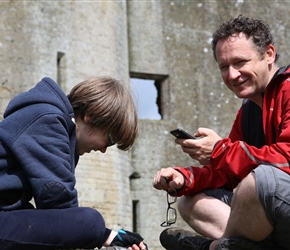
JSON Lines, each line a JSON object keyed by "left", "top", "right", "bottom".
{"left": 212, "top": 15, "right": 279, "bottom": 62}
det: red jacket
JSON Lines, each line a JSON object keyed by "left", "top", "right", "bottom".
{"left": 175, "top": 65, "right": 290, "bottom": 196}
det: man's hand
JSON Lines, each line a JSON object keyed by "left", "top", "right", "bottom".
{"left": 152, "top": 167, "right": 185, "bottom": 191}
{"left": 175, "top": 127, "right": 222, "bottom": 165}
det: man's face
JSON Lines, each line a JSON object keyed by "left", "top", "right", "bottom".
{"left": 215, "top": 32, "right": 274, "bottom": 104}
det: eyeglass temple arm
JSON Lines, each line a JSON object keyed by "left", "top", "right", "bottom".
{"left": 163, "top": 176, "right": 170, "bottom": 183}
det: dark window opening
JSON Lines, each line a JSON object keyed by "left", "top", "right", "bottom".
{"left": 130, "top": 73, "right": 168, "bottom": 120}
{"left": 132, "top": 200, "right": 139, "bottom": 232}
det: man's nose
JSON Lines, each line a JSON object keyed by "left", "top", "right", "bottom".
{"left": 228, "top": 65, "right": 241, "bottom": 80}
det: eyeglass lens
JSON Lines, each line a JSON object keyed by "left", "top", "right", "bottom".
{"left": 107, "top": 133, "right": 115, "bottom": 147}
{"left": 161, "top": 188, "right": 177, "bottom": 227}
{"left": 167, "top": 192, "right": 177, "bottom": 204}
{"left": 166, "top": 207, "right": 177, "bottom": 224}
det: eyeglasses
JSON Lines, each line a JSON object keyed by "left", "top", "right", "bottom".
{"left": 107, "top": 133, "right": 115, "bottom": 147}
{"left": 160, "top": 188, "right": 177, "bottom": 227}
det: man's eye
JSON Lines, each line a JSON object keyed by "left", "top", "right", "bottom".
{"left": 237, "top": 60, "right": 247, "bottom": 65}
{"left": 220, "top": 65, "right": 228, "bottom": 71}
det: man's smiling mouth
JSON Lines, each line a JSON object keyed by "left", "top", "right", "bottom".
{"left": 233, "top": 79, "right": 247, "bottom": 87}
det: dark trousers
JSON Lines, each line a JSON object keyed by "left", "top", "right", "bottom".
{"left": 0, "top": 207, "right": 107, "bottom": 250}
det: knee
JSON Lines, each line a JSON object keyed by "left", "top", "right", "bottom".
{"left": 231, "top": 172, "right": 259, "bottom": 208}
{"left": 78, "top": 207, "right": 105, "bottom": 229}
{"left": 177, "top": 195, "right": 190, "bottom": 216}
{"left": 235, "top": 172, "right": 257, "bottom": 198}
{"left": 75, "top": 207, "right": 106, "bottom": 241}
{"left": 177, "top": 193, "right": 206, "bottom": 218}
{"left": 80, "top": 206, "right": 104, "bottom": 220}
{"left": 54, "top": 207, "right": 107, "bottom": 248}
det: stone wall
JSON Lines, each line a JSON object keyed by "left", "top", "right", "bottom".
{"left": 0, "top": 1, "right": 290, "bottom": 249}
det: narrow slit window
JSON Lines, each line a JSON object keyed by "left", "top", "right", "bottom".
{"left": 132, "top": 200, "right": 139, "bottom": 232}
{"left": 57, "top": 52, "right": 65, "bottom": 89}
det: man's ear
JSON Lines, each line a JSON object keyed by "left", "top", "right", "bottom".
{"left": 266, "top": 44, "right": 276, "bottom": 64}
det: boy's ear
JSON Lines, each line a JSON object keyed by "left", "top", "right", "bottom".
{"left": 83, "top": 114, "right": 91, "bottom": 124}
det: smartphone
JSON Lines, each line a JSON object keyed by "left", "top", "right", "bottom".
{"left": 170, "top": 128, "right": 196, "bottom": 139}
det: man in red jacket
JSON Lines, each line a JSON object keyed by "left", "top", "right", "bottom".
{"left": 153, "top": 15, "right": 290, "bottom": 250}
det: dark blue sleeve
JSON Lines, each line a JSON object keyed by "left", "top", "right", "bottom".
{"left": 13, "top": 112, "right": 78, "bottom": 208}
